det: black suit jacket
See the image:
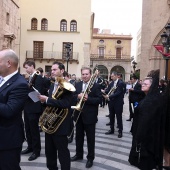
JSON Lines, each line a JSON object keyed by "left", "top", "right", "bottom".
{"left": 129, "top": 82, "right": 145, "bottom": 103}
{"left": 46, "top": 82, "right": 73, "bottom": 135}
{"left": 0, "top": 73, "right": 29, "bottom": 150}
{"left": 96, "top": 77, "right": 105, "bottom": 90}
{"left": 43, "top": 76, "right": 51, "bottom": 95}
{"left": 73, "top": 81, "right": 102, "bottom": 124}
{"left": 24, "top": 75, "right": 44, "bottom": 114}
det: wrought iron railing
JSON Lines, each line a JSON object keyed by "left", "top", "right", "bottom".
{"left": 90, "top": 54, "right": 131, "bottom": 60}
{"left": 26, "top": 51, "right": 79, "bottom": 60}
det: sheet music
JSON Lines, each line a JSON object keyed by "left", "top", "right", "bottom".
{"left": 126, "top": 84, "right": 132, "bottom": 90}
{"left": 28, "top": 86, "right": 40, "bottom": 102}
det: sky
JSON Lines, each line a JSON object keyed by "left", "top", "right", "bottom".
{"left": 91, "top": 0, "right": 143, "bottom": 56}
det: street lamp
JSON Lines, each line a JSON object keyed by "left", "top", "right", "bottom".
{"left": 65, "top": 43, "right": 71, "bottom": 72}
{"left": 132, "top": 60, "right": 137, "bottom": 73}
{"left": 160, "top": 23, "right": 170, "bottom": 80}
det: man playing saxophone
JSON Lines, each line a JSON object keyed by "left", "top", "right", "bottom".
{"left": 102, "top": 71, "right": 124, "bottom": 138}
{"left": 71, "top": 67, "right": 102, "bottom": 168}
{"left": 38, "top": 62, "right": 73, "bottom": 170}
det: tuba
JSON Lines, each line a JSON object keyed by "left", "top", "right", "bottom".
{"left": 39, "top": 77, "right": 75, "bottom": 134}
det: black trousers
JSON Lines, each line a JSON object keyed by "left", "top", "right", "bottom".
{"left": 0, "top": 147, "right": 22, "bottom": 170}
{"left": 75, "top": 116, "right": 96, "bottom": 161}
{"left": 108, "top": 102, "right": 123, "bottom": 132}
{"left": 45, "top": 133, "right": 70, "bottom": 170}
{"left": 24, "top": 111, "right": 41, "bottom": 155}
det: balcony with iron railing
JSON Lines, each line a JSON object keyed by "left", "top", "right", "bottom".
{"left": 90, "top": 54, "right": 131, "bottom": 62}
{"left": 26, "top": 51, "right": 79, "bottom": 63}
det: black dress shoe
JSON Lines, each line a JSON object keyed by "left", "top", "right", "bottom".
{"left": 126, "top": 118, "right": 132, "bottom": 121}
{"left": 106, "top": 122, "right": 111, "bottom": 126}
{"left": 21, "top": 148, "right": 33, "bottom": 154}
{"left": 105, "top": 130, "right": 114, "bottom": 135}
{"left": 86, "top": 160, "right": 93, "bottom": 168}
{"left": 28, "top": 153, "right": 40, "bottom": 161}
{"left": 118, "top": 132, "right": 123, "bottom": 138}
{"left": 71, "top": 155, "right": 83, "bottom": 162}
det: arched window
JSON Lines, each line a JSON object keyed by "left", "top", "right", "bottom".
{"left": 70, "top": 20, "right": 77, "bottom": 32}
{"left": 60, "top": 19, "right": 67, "bottom": 31}
{"left": 41, "top": 18, "right": 48, "bottom": 30}
{"left": 31, "top": 18, "right": 37, "bottom": 30}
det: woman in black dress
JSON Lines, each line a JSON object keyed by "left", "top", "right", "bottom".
{"left": 129, "top": 70, "right": 166, "bottom": 170}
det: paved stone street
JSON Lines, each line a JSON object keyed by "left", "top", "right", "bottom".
{"left": 21, "top": 95, "right": 137, "bottom": 170}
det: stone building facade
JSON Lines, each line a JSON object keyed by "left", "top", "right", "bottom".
{"left": 91, "top": 28, "right": 132, "bottom": 81}
{"left": 0, "top": 0, "right": 20, "bottom": 52}
{"left": 20, "top": 0, "right": 92, "bottom": 78}
{"left": 140, "top": 0, "right": 170, "bottom": 79}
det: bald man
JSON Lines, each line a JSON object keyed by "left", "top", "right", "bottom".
{"left": 0, "top": 49, "right": 29, "bottom": 170}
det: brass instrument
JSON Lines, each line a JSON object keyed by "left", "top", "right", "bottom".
{"left": 39, "top": 77, "right": 75, "bottom": 134}
{"left": 71, "top": 68, "right": 99, "bottom": 111}
{"left": 29, "top": 70, "right": 41, "bottom": 88}
{"left": 102, "top": 85, "right": 118, "bottom": 101}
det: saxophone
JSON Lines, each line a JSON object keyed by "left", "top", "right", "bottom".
{"left": 39, "top": 77, "right": 75, "bottom": 134}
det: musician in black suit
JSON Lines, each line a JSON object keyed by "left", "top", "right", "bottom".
{"left": 0, "top": 49, "right": 29, "bottom": 170}
{"left": 103, "top": 71, "right": 124, "bottom": 138}
{"left": 21, "top": 60, "right": 44, "bottom": 161}
{"left": 38, "top": 62, "right": 73, "bottom": 170}
{"left": 127, "top": 74, "right": 145, "bottom": 121}
{"left": 71, "top": 67, "right": 102, "bottom": 168}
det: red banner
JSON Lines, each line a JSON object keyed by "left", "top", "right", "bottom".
{"left": 154, "top": 45, "right": 170, "bottom": 57}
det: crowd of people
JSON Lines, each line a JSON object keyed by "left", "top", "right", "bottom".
{"left": 1, "top": 48, "right": 170, "bottom": 170}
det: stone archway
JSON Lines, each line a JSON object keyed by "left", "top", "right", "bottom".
{"left": 111, "top": 65, "right": 125, "bottom": 81}
{"left": 93, "top": 65, "right": 108, "bottom": 79}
